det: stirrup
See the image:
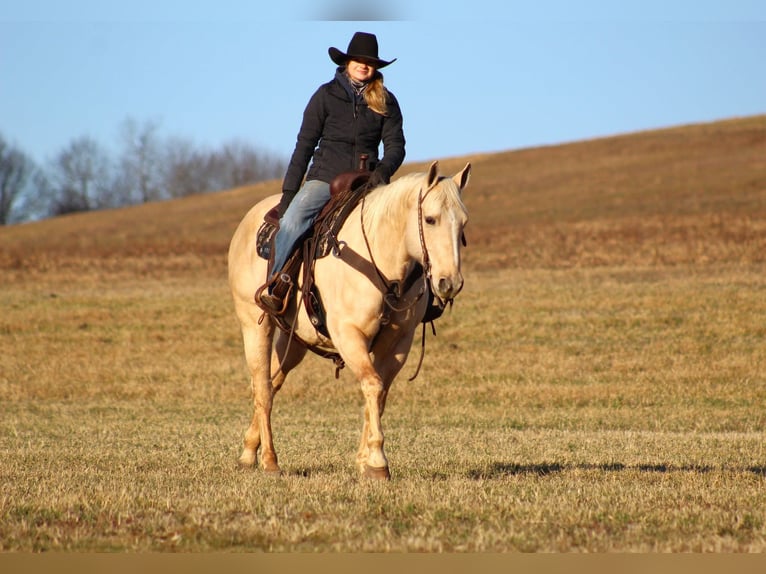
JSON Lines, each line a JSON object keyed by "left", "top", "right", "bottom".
{"left": 254, "top": 273, "right": 293, "bottom": 315}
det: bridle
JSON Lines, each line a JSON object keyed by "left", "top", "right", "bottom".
{"left": 415, "top": 185, "right": 434, "bottom": 290}
{"left": 359, "top": 184, "right": 439, "bottom": 316}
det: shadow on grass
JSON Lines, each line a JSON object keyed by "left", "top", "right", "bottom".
{"left": 467, "top": 462, "right": 766, "bottom": 479}
{"left": 238, "top": 461, "right": 766, "bottom": 480}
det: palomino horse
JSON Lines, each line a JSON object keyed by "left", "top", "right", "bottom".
{"left": 228, "top": 161, "right": 471, "bottom": 479}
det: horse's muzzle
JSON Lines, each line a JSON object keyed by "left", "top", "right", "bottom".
{"left": 435, "top": 275, "right": 464, "bottom": 301}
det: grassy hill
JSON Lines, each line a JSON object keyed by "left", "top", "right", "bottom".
{"left": 2, "top": 114, "right": 764, "bottom": 276}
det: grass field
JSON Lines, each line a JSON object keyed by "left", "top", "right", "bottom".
{"left": 1, "top": 116, "right": 765, "bottom": 551}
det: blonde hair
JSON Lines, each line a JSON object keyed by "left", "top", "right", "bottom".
{"left": 364, "top": 72, "right": 388, "bottom": 116}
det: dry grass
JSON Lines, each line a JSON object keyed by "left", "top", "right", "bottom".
{"left": 1, "top": 116, "right": 765, "bottom": 552}
{"left": 2, "top": 265, "right": 765, "bottom": 551}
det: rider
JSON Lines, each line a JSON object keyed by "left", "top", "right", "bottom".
{"left": 258, "top": 31, "right": 406, "bottom": 313}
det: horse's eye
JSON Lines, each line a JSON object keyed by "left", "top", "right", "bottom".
{"left": 425, "top": 216, "right": 436, "bottom": 225}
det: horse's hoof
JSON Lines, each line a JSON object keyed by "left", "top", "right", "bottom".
{"left": 363, "top": 465, "right": 391, "bottom": 481}
{"left": 262, "top": 463, "right": 282, "bottom": 477}
{"left": 237, "top": 453, "right": 256, "bottom": 469}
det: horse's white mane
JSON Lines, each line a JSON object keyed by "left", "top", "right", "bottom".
{"left": 361, "top": 170, "right": 466, "bottom": 234}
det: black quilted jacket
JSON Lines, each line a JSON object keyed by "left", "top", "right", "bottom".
{"left": 280, "top": 68, "right": 406, "bottom": 209}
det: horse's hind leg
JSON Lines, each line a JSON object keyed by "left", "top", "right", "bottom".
{"left": 238, "top": 318, "right": 274, "bottom": 469}
{"left": 256, "top": 331, "right": 306, "bottom": 474}
{"left": 239, "top": 319, "right": 306, "bottom": 474}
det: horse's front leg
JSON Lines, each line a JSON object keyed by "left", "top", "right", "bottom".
{"left": 359, "top": 375, "right": 390, "bottom": 480}
{"left": 337, "top": 326, "right": 390, "bottom": 480}
{"left": 356, "top": 386, "right": 389, "bottom": 478}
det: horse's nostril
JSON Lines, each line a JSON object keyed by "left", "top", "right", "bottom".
{"left": 438, "top": 277, "right": 453, "bottom": 294}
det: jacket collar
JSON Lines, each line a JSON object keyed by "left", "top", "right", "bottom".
{"left": 334, "top": 68, "right": 365, "bottom": 103}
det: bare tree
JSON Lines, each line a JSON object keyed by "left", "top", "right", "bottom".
{"left": 207, "top": 139, "right": 286, "bottom": 191}
{"left": 162, "top": 137, "right": 286, "bottom": 197}
{"left": 45, "top": 136, "right": 113, "bottom": 215}
{"left": 0, "top": 134, "right": 33, "bottom": 225}
{"left": 162, "top": 137, "right": 212, "bottom": 198}
{"left": 2, "top": 119, "right": 288, "bottom": 222}
{"left": 118, "top": 117, "right": 164, "bottom": 203}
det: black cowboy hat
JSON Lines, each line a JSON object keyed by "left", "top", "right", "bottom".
{"left": 328, "top": 31, "right": 396, "bottom": 69}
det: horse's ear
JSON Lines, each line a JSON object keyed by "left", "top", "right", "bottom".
{"left": 426, "top": 161, "right": 440, "bottom": 190}
{"left": 453, "top": 162, "right": 471, "bottom": 192}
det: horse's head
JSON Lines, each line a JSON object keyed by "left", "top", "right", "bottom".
{"left": 410, "top": 161, "right": 471, "bottom": 306}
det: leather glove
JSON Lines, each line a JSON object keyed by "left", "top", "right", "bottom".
{"left": 368, "top": 166, "right": 390, "bottom": 188}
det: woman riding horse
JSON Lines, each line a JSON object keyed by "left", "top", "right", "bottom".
{"left": 260, "top": 31, "right": 406, "bottom": 312}
{"left": 229, "top": 161, "right": 471, "bottom": 479}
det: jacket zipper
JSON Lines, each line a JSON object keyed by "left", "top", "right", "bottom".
{"left": 352, "top": 97, "right": 360, "bottom": 169}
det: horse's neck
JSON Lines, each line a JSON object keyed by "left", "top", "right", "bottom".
{"left": 359, "top": 191, "right": 413, "bottom": 283}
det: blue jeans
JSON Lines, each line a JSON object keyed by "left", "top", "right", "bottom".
{"left": 270, "top": 180, "right": 331, "bottom": 280}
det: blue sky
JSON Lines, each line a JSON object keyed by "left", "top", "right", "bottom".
{"left": 2, "top": 1, "right": 765, "bottom": 168}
